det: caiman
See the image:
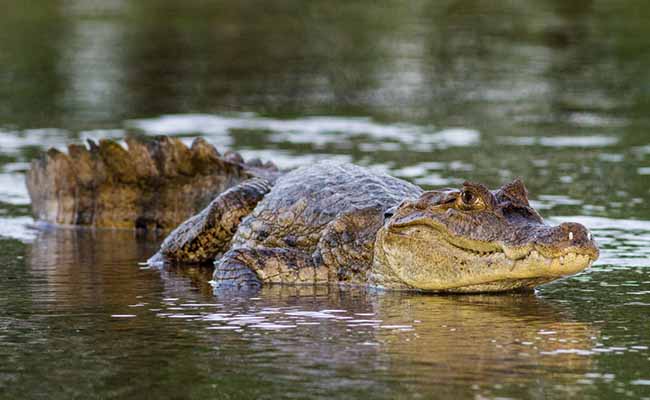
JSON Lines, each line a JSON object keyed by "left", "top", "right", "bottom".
{"left": 26, "top": 136, "right": 599, "bottom": 293}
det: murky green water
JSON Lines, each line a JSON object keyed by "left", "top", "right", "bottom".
{"left": 1, "top": 1, "right": 650, "bottom": 399}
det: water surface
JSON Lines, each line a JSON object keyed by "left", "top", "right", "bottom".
{"left": 1, "top": 1, "right": 650, "bottom": 399}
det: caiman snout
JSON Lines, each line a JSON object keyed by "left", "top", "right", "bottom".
{"left": 534, "top": 222, "right": 599, "bottom": 261}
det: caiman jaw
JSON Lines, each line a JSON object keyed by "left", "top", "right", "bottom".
{"left": 434, "top": 224, "right": 598, "bottom": 280}
{"left": 373, "top": 221, "right": 599, "bottom": 293}
{"left": 391, "top": 217, "right": 599, "bottom": 263}
{"left": 435, "top": 228, "right": 598, "bottom": 277}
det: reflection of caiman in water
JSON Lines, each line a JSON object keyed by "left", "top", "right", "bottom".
{"left": 26, "top": 228, "right": 216, "bottom": 302}
{"left": 27, "top": 227, "right": 597, "bottom": 390}
{"left": 230, "top": 288, "right": 597, "bottom": 394}
{"left": 370, "top": 293, "right": 597, "bottom": 387}
{"left": 27, "top": 136, "right": 598, "bottom": 292}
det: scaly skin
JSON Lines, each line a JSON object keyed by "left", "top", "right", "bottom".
{"left": 153, "top": 178, "right": 273, "bottom": 264}
{"left": 150, "top": 160, "right": 598, "bottom": 293}
{"left": 27, "top": 136, "right": 599, "bottom": 292}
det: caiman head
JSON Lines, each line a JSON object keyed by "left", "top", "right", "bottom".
{"left": 372, "top": 179, "right": 599, "bottom": 293}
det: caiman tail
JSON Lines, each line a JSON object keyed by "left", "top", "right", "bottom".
{"left": 26, "top": 136, "right": 279, "bottom": 230}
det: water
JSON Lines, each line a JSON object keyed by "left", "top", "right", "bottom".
{"left": 1, "top": 1, "right": 650, "bottom": 398}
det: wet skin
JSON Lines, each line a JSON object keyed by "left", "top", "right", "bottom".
{"left": 26, "top": 137, "right": 598, "bottom": 292}
{"left": 150, "top": 153, "right": 599, "bottom": 292}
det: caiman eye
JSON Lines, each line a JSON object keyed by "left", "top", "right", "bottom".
{"left": 461, "top": 190, "right": 476, "bottom": 205}
{"left": 457, "top": 189, "right": 485, "bottom": 211}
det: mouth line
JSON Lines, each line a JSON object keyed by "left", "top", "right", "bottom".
{"left": 447, "top": 237, "right": 597, "bottom": 263}
{"left": 390, "top": 223, "right": 597, "bottom": 262}
{"left": 446, "top": 239, "right": 503, "bottom": 257}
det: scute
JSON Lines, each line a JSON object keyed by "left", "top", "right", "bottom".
{"left": 231, "top": 161, "right": 423, "bottom": 251}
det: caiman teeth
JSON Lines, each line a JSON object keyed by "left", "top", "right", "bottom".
{"left": 507, "top": 249, "right": 594, "bottom": 269}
